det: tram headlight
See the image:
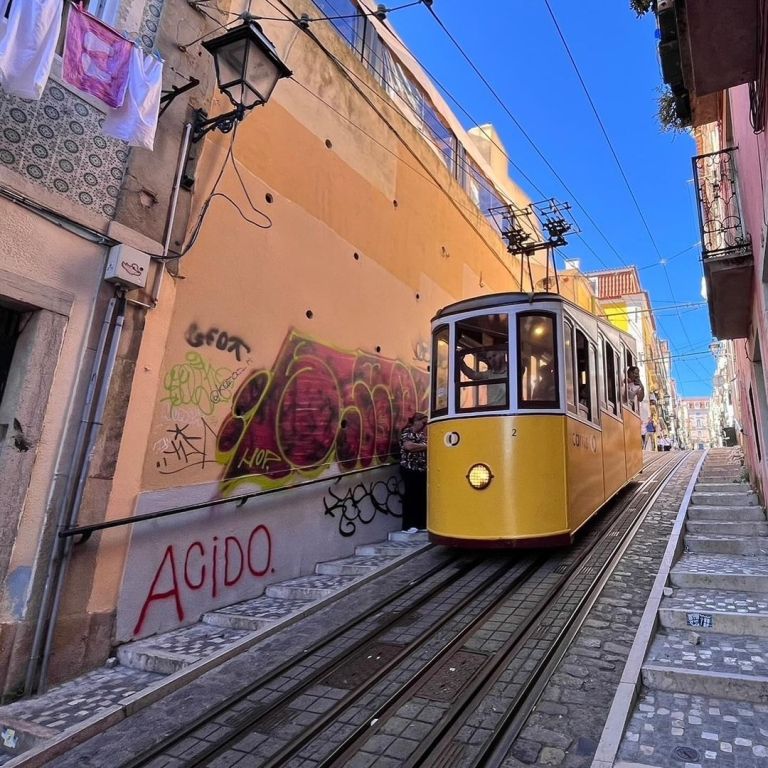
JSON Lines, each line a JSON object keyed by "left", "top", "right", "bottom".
{"left": 466, "top": 463, "right": 493, "bottom": 490}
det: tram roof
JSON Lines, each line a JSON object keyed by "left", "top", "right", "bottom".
{"left": 432, "top": 292, "right": 572, "bottom": 321}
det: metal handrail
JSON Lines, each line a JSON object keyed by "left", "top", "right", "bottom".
{"left": 60, "top": 461, "right": 399, "bottom": 543}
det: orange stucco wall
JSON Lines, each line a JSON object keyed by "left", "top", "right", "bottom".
{"left": 88, "top": 3, "right": 553, "bottom": 620}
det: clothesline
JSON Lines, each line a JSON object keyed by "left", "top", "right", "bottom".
{"left": 0, "top": 1, "right": 165, "bottom": 150}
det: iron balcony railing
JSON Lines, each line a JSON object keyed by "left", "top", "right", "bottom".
{"left": 692, "top": 147, "right": 753, "bottom": 260}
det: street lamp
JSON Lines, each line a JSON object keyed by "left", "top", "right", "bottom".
{"left": 192, "top": 19, "right": 292, "bottom": 142}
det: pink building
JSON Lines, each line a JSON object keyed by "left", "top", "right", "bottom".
{"left": 650, "top": 2, "right": 767, "bottom": 494}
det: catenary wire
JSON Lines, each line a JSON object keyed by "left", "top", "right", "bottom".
{"left": 424, "top": 3, "right": 631, "bottom": 269}
{"left": 540, "top": 0, "right": 709, "bottom": 386}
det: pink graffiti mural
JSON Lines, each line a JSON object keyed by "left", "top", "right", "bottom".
{"left": 216, "top": 331, "right": 429, "bottom": 491}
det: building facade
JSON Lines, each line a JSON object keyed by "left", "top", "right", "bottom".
{"left": 648, "top": 1, "right": 766, "bottom": 493}
{"left": 585, "top": 266, "right": 676, "bottom": 447}
{"left": 1, "top": 0, "right": 558, "bottom": 693}
{"left": 680, "top": 397, "right": 712, "bottom": 450}
{"left": 0, "top": 0, "right": 231, "bottom": 695}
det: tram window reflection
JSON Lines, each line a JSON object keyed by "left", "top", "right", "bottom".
{"left": 575, "top": 329, "right": 592, "bottom": 421}
{"left": 432, "top": 325, "right": 450, "bottom": 415}
{"left": 588, "top": 344, "right": 599, "bottom": 423}
{"left": 518, "top": 313, "right": 558, "bottom": 408}
{"left": 604, "top": 340, "right": 619, "bottom": 416}
{"left": 455, "top": 313, "right": 509, "bottom": 411}
{"left": 563, "top": 318, "right": 576, "bottom": 413}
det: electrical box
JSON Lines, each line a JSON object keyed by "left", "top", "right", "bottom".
{"left": 104, "top": 243, "right": 151, "bottom": 290}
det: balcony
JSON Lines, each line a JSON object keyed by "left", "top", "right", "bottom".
{"left": 657, "top": 0, "right": 758, "bottom": 127}
{"left": 693, "top": 148, "right": 754, "bottom": 340}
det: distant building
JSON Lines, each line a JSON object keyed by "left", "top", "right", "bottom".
{"left": 648, "top": 3, "right": 765, "bottom": 492}
{"left": 680, "top": 397, "right": 712, "bottom": 450}
{"left": 585, "top": 266, "right": 677, "bottom": 446}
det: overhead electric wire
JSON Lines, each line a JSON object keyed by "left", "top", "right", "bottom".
{"left": 637, "top": 242, "right": 699, "bottom": 270}
{"left": 424, "top": 3, "right": 631, "bottom": 269}
{"left": 542, "top": 0, "right": 665, "bottom": 262}
{"left": 540, "top": 0, "right": 711, "bottom": 389}
{"left": 290, "top": 0, "right": 712, "bottom": 391}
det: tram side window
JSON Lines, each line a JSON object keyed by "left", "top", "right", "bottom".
{"left": 455, "top": 314, "right": 509, "bottom": 411}
{"left": 431, "top": 325, "right": 450, "bottom": 415}
{"left": 518, "top": 313, "right": 558, "bottom": 408}
{"left": 623, "top": 347, "right": 638, "bottom": 412}
{"left": 588, "top": 343, "right": 599, "bottom": 423}
{"left": 597, "top": 335, "right": 607, "bottom": 410}
{"left": 563, "top": 319, "right": 576, "bottom": 413}
{"left": 575, "top": 329, "right": 593, "bottom": 421}
{"left": 604, "top": 341, "right": 619, "bottom": 416}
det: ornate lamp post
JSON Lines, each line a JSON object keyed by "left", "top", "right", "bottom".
{"left": 192, "top": 20, "right": 292, "bottom": 142}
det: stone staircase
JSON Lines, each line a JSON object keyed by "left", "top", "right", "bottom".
{"left": 0, "top": 531, "right": 428, "bottom": 766}
{"left": 615, "top": 449, "right": 768, "bottom": 767}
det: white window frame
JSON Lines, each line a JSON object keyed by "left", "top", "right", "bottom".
{"left": 87, "top": 0, "right": 121, "bottom": 26}
{"left": 2, "top": 0, "right": 118, "bottom": 23}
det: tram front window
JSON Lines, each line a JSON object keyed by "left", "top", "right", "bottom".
{"left": 432, "top": 325, "right": 450, "bottom": 415}
{"left": 455, "top": 314, "right": 509, "bottom": 411}
{"left": 518, "top": 313, "right": 558, "bottom": 408}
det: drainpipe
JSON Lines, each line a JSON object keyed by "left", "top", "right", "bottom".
{"left": 126, "top": 121, "right": 192, "bottom": 310}
{"left": 24, "top": 291, "right": 126, "bottom": 695}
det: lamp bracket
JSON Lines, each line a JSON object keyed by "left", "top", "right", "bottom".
{"left": 159, "top": 77, "right": 201, "bottom": 118}
{"left": 191, "top": 105, "right": 248, "bottom": 142}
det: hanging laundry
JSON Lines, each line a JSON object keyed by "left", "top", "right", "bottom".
{"left": 102, "top": 45, "right": 163, "bottom": 150}
{"left": 63, "top": 4, "right": 132, "bottom": 108}
{"left": 0, "top": 0, "right": 62, "bottom": 100}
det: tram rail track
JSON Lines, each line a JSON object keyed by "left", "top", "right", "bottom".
{"left": 125, "top": 550, "right": 531, "bottom": 767}
{"left": 309, "top": 452, "right": 687, "bottom": 768}
{"left": 125, "top": 452, "right": 685, "bottom": 768}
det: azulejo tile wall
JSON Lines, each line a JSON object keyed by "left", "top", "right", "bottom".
{"left": 0, "top": 81, "right": 128, "bottom": 219}
{"left": 0, "top": 0, "right": 168, "bottom": 220}
{"left": 140, "top": 0, "right": 165, "bottom": 49}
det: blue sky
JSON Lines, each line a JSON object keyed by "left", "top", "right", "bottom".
{"left": 389, "top": 0, "right": 715, "bottom": 397}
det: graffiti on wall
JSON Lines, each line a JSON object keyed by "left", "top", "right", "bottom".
{"left": 185, "top": 323, "right": 252, "bottom": 362}
{"left": 132, "top": 523, "right": 273, "bottom": 635}
{"left": 216, "top": 331, "right": 430, "bottom": 493}
{"left": 323, "top": 475, "right": 403, "bottom": 537}
{"left": 161, "top": 351, "right": 239, "bottom": 416}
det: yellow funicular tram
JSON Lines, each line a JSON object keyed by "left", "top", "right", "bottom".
{"left": 427, "top": 292, "right": 643, "bottom": 547}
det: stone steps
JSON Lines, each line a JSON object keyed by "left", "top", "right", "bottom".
{"left": 616, "top": 690, "right": 768, "bottom": 766}
{"left": 690, "top": 491, "right": 759, "bottom": 506}
{"left": 606, "top": 451, "right": 759, "bottom": 768}
{"left": 116, "top": 622, "right": 252, "bottom": 675}
{"left": 670, "top": 553, "right": 768, "bottom": 592}
{"left": 694, "top": 482, "right": 751, "bottom": 493}
{"left": 0, "top": 666, "right": 164, "bottom": 763}
{"left": 687, "top": 504, "right": 766, "bottom": 521}
{"left": 354, "top": 541, "right": 426, "bottom": 556}
{"left": 685, "top": 520, "right": 768, "bottom": 536}
{"left": 659, "top": 588, "right": 768, "bottom": 636}
{"left": 642, "top": 630, "right": 768, "bottom": 702}
{"left": 684, "top": 535, "right": 768, "bottom": 555}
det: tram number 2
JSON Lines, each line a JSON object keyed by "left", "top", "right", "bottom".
{"left": 510, "top": 428, "right": 517, "bottom": 437}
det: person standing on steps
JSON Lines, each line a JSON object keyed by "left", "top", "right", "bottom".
{"left": 399, "top": 411, "right": 428, "bottom": 533}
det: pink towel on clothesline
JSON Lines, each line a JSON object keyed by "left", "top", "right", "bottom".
{"left": 62, "top": 4, "right": 131, "bottom": 108}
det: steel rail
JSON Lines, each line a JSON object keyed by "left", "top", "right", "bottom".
{"left": 122, "top": 547, "right": 461, "bottom": 768}
{"left": 123, "top": 549, "right": 472, "bottom": 768}
{"left": 250, "top": 555, "right": 549, "bottom": 768}
{"left": 315, "top": 453, "right": 686, "bottom": 768}
{"left": 473, "top": 451, "right": 691, "bottom": 768}
{"left": 415, "top": 451, "right": 689, "bottom": 768}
